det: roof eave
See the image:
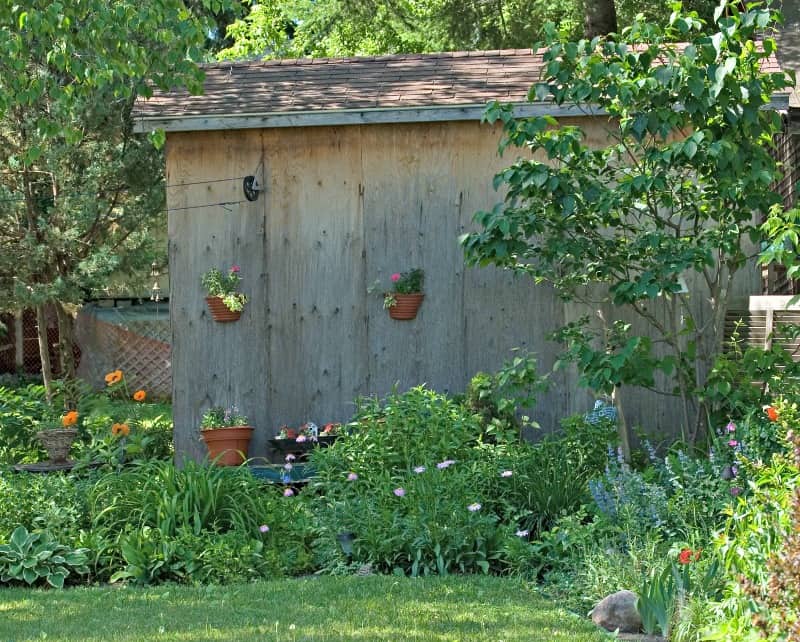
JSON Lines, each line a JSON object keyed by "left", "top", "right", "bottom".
{"left": 132, "top": 93, "right": 791, "bottom": 134}
{"left": 131, "top": 102, "right": 603, "bottom": 134}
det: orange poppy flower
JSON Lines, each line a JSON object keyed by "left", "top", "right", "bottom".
{"left": 765, "top": 406, "right": 779, "bottom": 422}
{"left": 111, "top": 423, "right": 130, "bottom": 437}
{"left": 61, "top": 410, "right": 79, "bottom": 427}
{"left": 104, "top": 370, "right": 123, "bottom": 386}
{"left": 133, "top": 390, "right": 146, "bottom": 402}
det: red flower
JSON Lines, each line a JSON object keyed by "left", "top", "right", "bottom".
{"left": 678, "top": 548, "right": 693, "bottom": 565}
{"left": 765, "top": 406, "right": 779, "bottom": 422}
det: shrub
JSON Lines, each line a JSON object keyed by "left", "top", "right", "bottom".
{"left": 309, "top": 386, "right": 590, "bottom": 576}
{"left": 0, "top": 384, "right": 50, "bottom": 464}
{"left": 0, "top": 470, "right": 92, "bottom": 543}
{"left": 463, "top": 351, "right": 550, "bottom": 434}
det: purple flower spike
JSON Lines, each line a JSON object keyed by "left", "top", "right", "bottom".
{"left": 347, "top": 472, "right": 358, "bottom": 481}
{"left": 394, "top": 487, "right": 406, "bottom": 497}
{"left": 730, "top": 486, "right": 742, "bottom": 497}
{"left": 296, "top": 435, "right": 307, "bottom": 443}
{"left": 284, "top": 488, "right": 294, "bottom": 497}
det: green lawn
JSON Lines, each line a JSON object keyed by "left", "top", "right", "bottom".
{"left": 0, "top": 576, "right": 609, "bottom": 642}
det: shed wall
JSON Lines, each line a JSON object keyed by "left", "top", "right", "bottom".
{"left": 166, "top": 119, "right": 758, "bottom": 461}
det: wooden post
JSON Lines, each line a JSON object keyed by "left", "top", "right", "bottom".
{"left": 14, "top": 311, "right": 23, "bottom": 369}
{"left": 35, "top": 304, "right": 53, "bottom": 402}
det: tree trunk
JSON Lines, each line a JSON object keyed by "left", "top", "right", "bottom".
{"left": 584, "top": 0, "right": 618, "bottom": 38}
{"left": 35, "top": 304, "right": 54, "bottom": 402}
{"left": 611, "top": 387, "right": 631, "bottom": 463}
{"left": 54, "top": 303, "right": 77, "bottom": 409}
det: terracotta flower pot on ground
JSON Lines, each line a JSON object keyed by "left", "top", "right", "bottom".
{"left": 201, "top": 426, "right": 253, "bottom": 466}
{"left": 205, "top": 296, "right": 242, "bottom": 322}
{"left": 388, "top": 293, "right": 424, "bottom": 320}
{"left": 37, "top": 429, "right": 78, "bottom": 463}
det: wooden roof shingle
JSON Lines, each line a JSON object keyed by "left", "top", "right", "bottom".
{"left": 132, "top": 48, "right": 788, "bottom": 133}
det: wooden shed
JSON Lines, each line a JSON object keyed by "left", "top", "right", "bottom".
{"left": 133, "top": 50, "right": 763, "bottom": 461}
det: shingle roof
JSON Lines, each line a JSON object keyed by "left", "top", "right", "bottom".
{"left": 134, "top": 49, "right": 544, "bottom": 119}
{"left": 132, "top": 48, "right": 788, "bottom": 132}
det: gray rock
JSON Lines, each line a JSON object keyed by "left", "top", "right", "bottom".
{"left": 591, "top": 590, "right": 642, "bottom": 633}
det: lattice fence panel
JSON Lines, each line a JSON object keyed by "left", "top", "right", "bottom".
{"left": 75, "top": 312, "right": 171, "bottom": 398}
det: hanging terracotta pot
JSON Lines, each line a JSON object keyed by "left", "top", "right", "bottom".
{"left": 205, "top": 296, "right": 241, "bottom": 322}
{"left": 388, "top": 293, "right": 424, "bottom": 320}
{"left": 201, "top": 426, "right": 253, "bottom": 466}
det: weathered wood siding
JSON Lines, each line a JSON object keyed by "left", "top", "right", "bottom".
{"left": 166, "top": 119, "right": 759, "bottom": 461}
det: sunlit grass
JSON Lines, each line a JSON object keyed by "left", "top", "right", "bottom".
{"left": 0, "top": 575, "right": 609, "bottom": 641}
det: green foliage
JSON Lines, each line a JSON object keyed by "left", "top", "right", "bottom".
{"left": 704, "top": 323, "right": 800, "bottom": 441}
{"left": 0, "top": 0, "right": 234, "bottom": 350}
{"left": 461, "top": 3, "right": 792, "bottom": 442}
{"left": 709, "top": 399, "right": 800, "bottom": 640}
{"left": 389, "top": 268, "right": 424, "bottom": 294}
{"left": 200, "top": 405, "right": 249, "bottom": 429}
{"left": 0, "top": 378, "right": 173, "bottom": 467}
{"left": 638, "top": 564, "right": 678, "bottom": 636}
{"left": 637, "top": 550, "right": 721, "bottom": 637}
{"left": 200, "top": 266, "right": 248, "bottom": 312}
{"left": 88, "top": 460, "right": 314, "bottom": 584}
{"left": 590, "top": 444, "right": 737, "bottom": 542}
{"left": 464, "top": 351, "right": 550, "bottom": 432}
{"left": 0, "top": 384, "right": 50, "bottom": 464}
{"left": 0, "top": 471, "right": 92, "bottom": 543}
{"left": 0, "top": 525, "right": 89, "bottom": 588}
{"left": 309, "top": 385, "right": 597, "bottom": 576}
{"left": 217, "top": 0, "right": 719, "bottom": 62}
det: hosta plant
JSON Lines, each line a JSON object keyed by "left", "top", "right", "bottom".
{"left": 0, "top": 525, "right": 90, "bottom": 588}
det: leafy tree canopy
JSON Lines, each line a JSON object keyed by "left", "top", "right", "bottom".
{"left": 218, "top": 0, "right": 723, "bottom": 60}
{"left": 0, "top": 0, "right": 233, "bottom": 391}
{"left": 460, "top": 1, "right": 792, "bottom": 446}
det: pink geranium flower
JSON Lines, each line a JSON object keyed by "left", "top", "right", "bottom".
{"left": 230, "top": 265, "right": 241, "bottom": 273}
{"left": 726, "top": 422, "right": 736, "bottom": 433}
{"left": 390, "top": 273, "right": 401, "bottom": 283}
{"left": 728, "top": 439, "right": 739, "bottom": 448}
